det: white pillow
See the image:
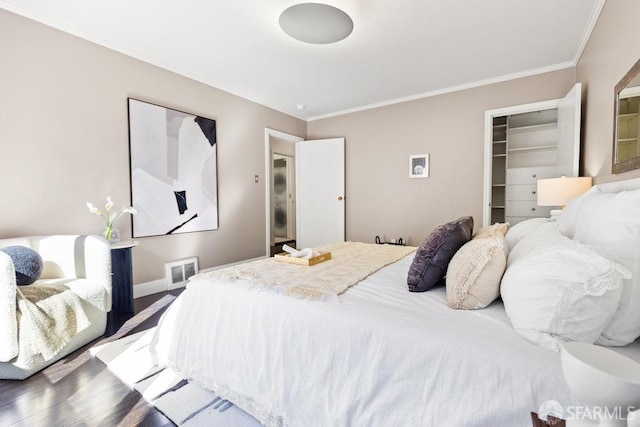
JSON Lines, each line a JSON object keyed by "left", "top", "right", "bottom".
{"left": 573, "top": 190, "right": 640, "bottom": 346}
{"left": 504, "top": 217, "right": 554, "bottom": 255}
{"left": 446, "top": 235, "right": 506, "bottom": 310}
{"left": 501, "top": 224, "right": 628, "bottom": 352}
{"left": 595, "top": 176, "right": 640, "bottom": 193}
{"left": 556, "top": 186, "right": 597, "bottom": 239}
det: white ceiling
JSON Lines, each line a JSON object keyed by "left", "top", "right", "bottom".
{"left": 0, "top": 0, "right": 605, "bottom": 121}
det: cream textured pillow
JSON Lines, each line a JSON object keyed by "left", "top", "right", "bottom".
{"left": 446, "top": 235, "right": 506, "bottom": 310}
{"left": 472, "top": 222, "right": 508, "bottom": 239}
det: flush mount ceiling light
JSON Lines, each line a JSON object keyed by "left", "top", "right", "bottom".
{"left": 279, "top": 3, "right": 353, "bottom": 44}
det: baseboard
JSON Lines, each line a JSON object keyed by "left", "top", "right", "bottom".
{"left": 133, "top": 279, "right": 166, "bottom": 299}
{"left": 133, "top": 256, "right": 266, "bottom": 299}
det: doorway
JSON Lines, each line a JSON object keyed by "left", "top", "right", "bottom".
{"left": 265, "top": 129, "right": 303, "bottom": 256}
{"left": 482, "top": 84, "right": 581, "bottom": 227}
{"left": 272, "top": 154, "right": 296, "bottom": 253}
{"left": 264, "top": 129, "right": 346, "bottom": 256}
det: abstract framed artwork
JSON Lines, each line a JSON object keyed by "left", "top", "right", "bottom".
{"left": 128, "top": 98, "right": 218, "bottom": 238}
{"left": 409, "top": 154, "right": 429, "bottom": 178}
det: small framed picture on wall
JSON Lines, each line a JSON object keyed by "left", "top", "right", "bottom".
{"left": 409, "top": 154, "right": 429, "bottom": 178}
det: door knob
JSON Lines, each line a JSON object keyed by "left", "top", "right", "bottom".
{"left": 338, "top": 196, "right": 343, "bottom": 201}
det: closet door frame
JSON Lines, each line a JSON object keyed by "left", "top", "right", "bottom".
{"left": 482, "top": 99, "right": 559, "bottom": 227}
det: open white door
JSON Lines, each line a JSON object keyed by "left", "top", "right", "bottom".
{"left": 556, "top": 83, "right": 582, "bottom": 177}
{"left": 295, "top": 138, "right": 345, "bottom": 248}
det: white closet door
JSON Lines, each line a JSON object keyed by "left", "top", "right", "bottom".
{"left": 295, "top": 138, "right": 345, "bottom": 248}
{"left": 556, "top": 83, "right": 582, "bottom": 177}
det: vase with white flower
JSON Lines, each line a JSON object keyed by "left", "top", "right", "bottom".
{"left": 86, "top": 196, "right": 137, "bottom": 243}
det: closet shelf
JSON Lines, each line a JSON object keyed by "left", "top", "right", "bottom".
{"left": 488, "top": 87, "right": 579, "bottom": 227}
{"left": 508, "top": 144, "right": 556, "bottom": 153}
{"left": 508, "top": 122, "right": 557, "bottom": 133}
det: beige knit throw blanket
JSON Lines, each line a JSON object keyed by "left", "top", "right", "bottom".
{"left": 194, "top": 241, "right": 417, "bottom": 300}
{"left": 16, "top": 284, "right": 90, "bottom": 365}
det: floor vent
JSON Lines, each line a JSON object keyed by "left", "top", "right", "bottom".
{"left": 165, "top": 257, "right": 199, "bottom": 289}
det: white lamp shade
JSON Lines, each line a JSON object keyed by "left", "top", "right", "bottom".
{"left": 537, "top": 176, "right": 592, "bottom": 206}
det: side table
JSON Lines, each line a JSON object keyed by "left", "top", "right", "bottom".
{"left": 105, "top": 240, "right": 138, "bottom": 336}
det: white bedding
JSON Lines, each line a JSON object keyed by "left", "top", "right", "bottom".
{"left": 150, "top": 253, "right": 640, "bottom": 426}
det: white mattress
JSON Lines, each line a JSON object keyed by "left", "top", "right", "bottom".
{"left": 150, "top": 253, "right": 640, "bottom": 426}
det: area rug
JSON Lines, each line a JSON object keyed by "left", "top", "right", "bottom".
{"left": 91, "top": 328, "right": 262, "bottom": 426}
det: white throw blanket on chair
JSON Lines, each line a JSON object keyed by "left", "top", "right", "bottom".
{"left": 11, "top": 284, "right": 91, "bottom": 367}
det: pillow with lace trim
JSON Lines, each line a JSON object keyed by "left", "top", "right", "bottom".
{"left": 446, "top": 235, "right": 506, "bottom": 310}
{"left": 501, "top": 223, "right": 629, "bottom": 352}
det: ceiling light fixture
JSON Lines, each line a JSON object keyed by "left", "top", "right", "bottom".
{"left": 279, "top": 3, "right": 353, "bottom": 45}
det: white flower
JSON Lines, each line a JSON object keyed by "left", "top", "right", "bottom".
{"left": 86, "top": 202, "right": 101, "bottom": 215}
{"left": 121, "top": 207, "right": 137, "bottom": 215}
{"left": 86, "top": 196, "right": 136, "bottom": 229}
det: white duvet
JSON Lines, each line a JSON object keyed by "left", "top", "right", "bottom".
{"left": 151, "top": 254, "right": 580, "bottom": 426}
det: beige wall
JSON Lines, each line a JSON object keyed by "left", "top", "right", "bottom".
{"left": 0, "top": 10, "right": 306, "bottom": 284}
{"left": 308, "top": 0, "right": 640, "bottom": 245}
{"left": 3, "top": 1, "right": 639, "bottom": 285}
{"left": 307, "top": 70, "right": 576, "bottom": 245}
{"left": 577, "top": 0, "right": 640, "bottom": 183}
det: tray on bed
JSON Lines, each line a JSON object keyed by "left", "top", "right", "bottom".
{"left": 274, "top": 251, "right": 332, "bottom": 266}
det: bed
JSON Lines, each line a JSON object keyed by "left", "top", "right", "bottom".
{"left": 150, "top": 177, "right": 640, "bottom": 427}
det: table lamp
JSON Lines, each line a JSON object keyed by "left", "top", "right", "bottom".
{"left": 537, "top": 176, "right": 593, "bottom": 216}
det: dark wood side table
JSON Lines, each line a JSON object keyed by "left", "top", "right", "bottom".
{"left": 531, "top": 412, "right": 566, "bottom": 426}
{"left": 105, "top": 240, "right": 138, "bottom": 336}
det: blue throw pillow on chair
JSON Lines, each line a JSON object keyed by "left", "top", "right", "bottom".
{"left": 0, "top": 246, "right": 44, "bottom": 285}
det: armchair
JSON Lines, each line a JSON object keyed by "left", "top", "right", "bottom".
{"left": 0, "top": 235, "right": 111, "bottom": 380}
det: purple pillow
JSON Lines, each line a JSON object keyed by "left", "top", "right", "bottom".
{"left": 407, "top": 216, "right": 473, "bottom": 292}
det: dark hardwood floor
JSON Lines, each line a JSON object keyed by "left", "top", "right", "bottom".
{"left": 0, "top": 289, "right": 183, "bottom": 427}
